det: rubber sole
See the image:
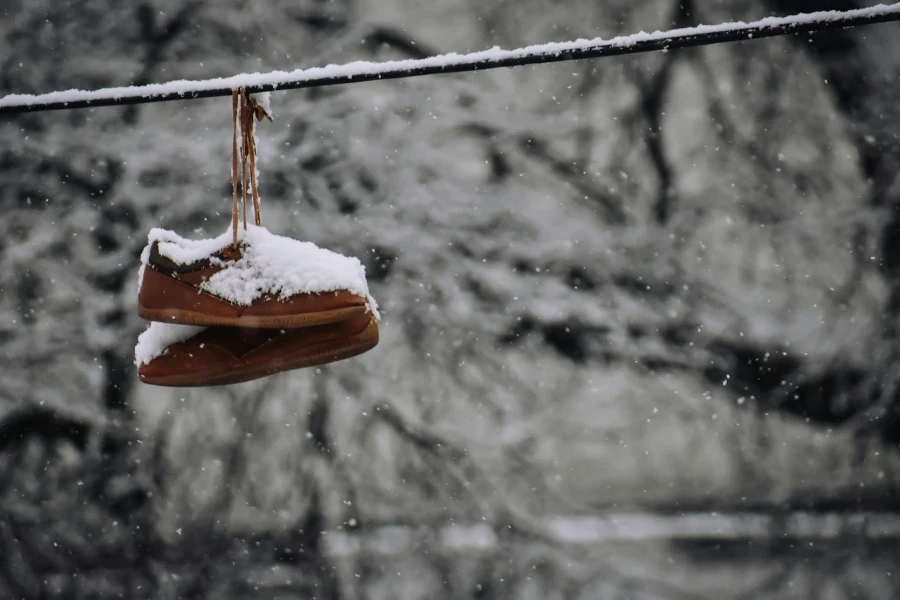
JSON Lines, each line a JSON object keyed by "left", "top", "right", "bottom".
{"left": 139, "top": 317, "right": 379, "bottom": 387}
{"left": 137, "top": 304, "right": 367, "bottom": 329}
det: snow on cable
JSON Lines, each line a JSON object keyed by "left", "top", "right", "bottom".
{"left": 1, "top": 3, "right": 899, "bottom": 113}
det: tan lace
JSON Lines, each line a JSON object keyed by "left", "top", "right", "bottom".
{"left": 231, "top": 87, "right": 272, "bottom": 249}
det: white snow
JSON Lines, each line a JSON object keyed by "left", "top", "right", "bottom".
{"left": 134, "top": 322, "right": 204, "bottom": 366}
{"left": 146, "top": 226, "right": 234, "bottom": 266}
{"left": 2, "top": 4, "right": 898, "bottom": 109}
{"left": 139, "top": 225, "right": 380, "bottom": 317}
{"left": 255, "top": 91, "right": 272, "bottom": 117}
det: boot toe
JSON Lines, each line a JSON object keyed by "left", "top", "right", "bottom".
{"left": 139, "top": 337, "right": 240, "bottom": 385}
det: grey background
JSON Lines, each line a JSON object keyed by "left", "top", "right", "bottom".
{"left": 0, "top": 0, "right": 899, "bottom": 598}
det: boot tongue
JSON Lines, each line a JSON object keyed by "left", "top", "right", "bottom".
{"left": 217, "top": 244, "right": 243, "bottom": 262}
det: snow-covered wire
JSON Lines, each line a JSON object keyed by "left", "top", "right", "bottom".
{"left": 1, "top": 3, "right": 899, "bottom": 114}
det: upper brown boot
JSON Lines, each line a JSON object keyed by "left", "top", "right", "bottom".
{"left": 137, "top": 311, "right": 379, "bottom": 387}
{"left": 138, "top": 226, "right": 378, "bottom": 328}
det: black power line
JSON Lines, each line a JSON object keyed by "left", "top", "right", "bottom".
{"left": 1, "top": 5, "right": 899, "bottom": 115}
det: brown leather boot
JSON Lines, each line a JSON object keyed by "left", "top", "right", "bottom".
{"left": 138, "top": 312, "right": 379, "bottom": 387}
{"left": 138, "top": 233, "right": 375, "bottom": 328}
{"left": 138, "top": 92, "right": 378, "bottom": 330}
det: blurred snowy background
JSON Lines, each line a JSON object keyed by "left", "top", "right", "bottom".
{"left": 1, "top": 0, "right": 900, "bottom": 598}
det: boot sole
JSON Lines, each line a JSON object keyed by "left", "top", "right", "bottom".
{"left": 139, "top": 317, "right": 379, "bottom": 387}
{"left": 137, "top": 304, "right": 367, "bottom": 329}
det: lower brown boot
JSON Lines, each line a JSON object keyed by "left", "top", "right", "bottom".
{"left": 138, "top": 312, "right": 378, "bottom": 387}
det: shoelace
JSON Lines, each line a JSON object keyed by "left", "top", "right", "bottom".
{"left": 231, "top": 87, "right": 272, "bottom": 249}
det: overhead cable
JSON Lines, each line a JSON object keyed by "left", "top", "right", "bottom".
{"left": 1, "top": 4, "right": 899, "bottom": 115}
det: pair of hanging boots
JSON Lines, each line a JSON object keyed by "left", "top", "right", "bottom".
{"left": 134, "top": 89, "right": 379, "bottom": 387}
{"left": 135, "top": 226, "right": 380, "bottom": 387}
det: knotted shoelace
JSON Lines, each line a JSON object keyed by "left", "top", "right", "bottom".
{"left": 231, "top": 87, "right": 272, "bottom": 249}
